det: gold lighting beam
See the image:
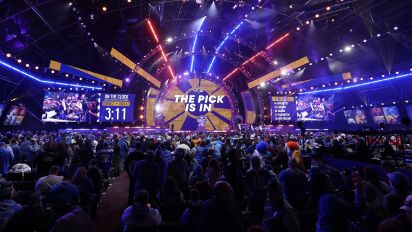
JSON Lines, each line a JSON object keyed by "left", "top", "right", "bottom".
{"left": 247, "top": 56, "right": 310, "bottom": 89}
{"left": 110, "top": 48, "right": 161, "bottom": 88}
{"left": 49, "top": 60, "right": 123, "bottom": 87}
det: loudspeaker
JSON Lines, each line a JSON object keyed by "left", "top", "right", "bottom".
{"left": 297, "top": 121, "right": 303, "bottom": 129}
{"left": 401, "top": 117, "right": 411, "bottom": 127}
{"left": 379, "top": 122, "right": 385, "bottom": 129}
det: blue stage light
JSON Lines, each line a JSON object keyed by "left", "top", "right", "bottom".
{"left": 190, "top": 16, "right": 207, "bottom": 72}
{"left": 0, "top": 59, "right": 102, "bottom": 90}
{"left": 207, "top": 21, "right": 244, "bottom": 73}
{"left": 298, "top": 72, "right": 412, "bottom": 95}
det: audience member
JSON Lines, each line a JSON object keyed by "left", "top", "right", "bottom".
{"left": 35, "top": 165, "right": 64, "bottom": 195}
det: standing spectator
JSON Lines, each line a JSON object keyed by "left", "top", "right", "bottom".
{"left": 121, "top": 189, "right": 161, "bottom": 231}
{"left": 245, "top": 156, "right": 275, "bottom": 215}
{"left": 71, "top": 167, "right": 97, "bottom": 216}
{"left": 77, "top": 139, "right": 94, "bottom": 168}
{"left": 167, "top": 148, "right": 190, "bottom": 193}
{"left": 113, "top": 138, "right": 121, "bottom": 176}
{"left": 118, "top": 135, "right": 129, "bottom": 171}
{"left": 315, "top": 174, "right": 351, "bottom": 232}
{"left": 87, "top": 160, "right": 103, "bottom": 214}
{"left": 35, "top": 165, "right": 64, "bottom": 195}
{"left": 206, "top": 158, "right": 222, "bottom": 188}
{"left": 0, "top": 142, "right": 14, "bottom": 176}
{"left": 133, "top": 150, "right": 161, "bottom": 203}
{"left": 125, "top": 142, "right": 146, "bottom": 205}
{"left": 160, "top": 142, "right": 172, "bottom": 163}
{"left": 180, "top": 189, "right": 202, "bottom": 231}
{"left": 262, "top": 180, "right": 300, "bottom": 232}
{"left": 363, "top": 166, "right": 389, "bottom": 206}
{"left": 0, "top": 181, "right": 22, "bottom": 230}
{"left": 384, "top": 172, "right": 412, "bottom": 217}
{"left": 158, "top": 177, "right": 185, "bottom": 222}
{"left": 95, "top": 142, "right": 114, "bottom": 180}
{"left": 9, "top": 139, "right": 20, "bottom": 164}
{"left": 199, "top": 181, "right": 241, "bottom": 232}
{"left": 3, "top": 192, "right": 56, "bottom": 232}
{"left": 278, "top": 158, "right": 308, "bottom": 210}
{"left": 48, "top": 179, "right": 94, "bottom": 232}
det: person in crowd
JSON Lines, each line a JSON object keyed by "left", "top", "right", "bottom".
{"left": 3, "top": 192, "right": 56, "bottom": 232}
{"left": 180, "top": 189, "right": 202, "bottom": 231}
{"left": 167, "top": 148, "right": 190, "bottom": 193}
{"left": 133, "top": 150, "right": 161, "bottom": 203}
{"left": 77, "top": 138, "right": 94, "bottom": 168}
{"left": 361, "top": 166, "right": 389, "bottom": 206}
{"left": 87, "top": 160, "right": 103, "bottom": 212}
{"left": 245, "top": 156, "right": 276, "bottom": 215}
{"left": 198, "top": 181, "right": 241, "bottom": 232}
{"left": 262, "top": 180, "right": 300, "bottom": 232}
{"left": 160, "top": 142, "right": 172, "bottom": 163}
{"left": 125, "top": 142, "right": 146, "bottom": 205}
{"left": 48, "top": 177, "right": 94, "bottom": 232}
{"left": 121, "top": 189, "right": 161, "bottom": 231}
{"left": 95, "top": 141, "right": 114, "bottom": 179}
{"left": 194, "top": 140, "right": 208, "bottom": 167}
{"left": 206, "top": 158, "right": 222, "bottom": 188}
{"left": 278, "top": 158, "right": 308, "bottom": 210}
{"left": 315, "top": 173, "right": 352, "bottom": 232}
{"left": 0, "top": 142, "right": 14, "bottom": 176}
{"left": 222, "top": 147, "right": 243, "bottom": 200}
{"left": 118, "top": 134, "right": 129, "bottom": 171}
{"left": 308, "top": 153, "right": 342, "bottom": 188}
{"left": 384, "top": 171, "right": 412, "bottom": 217}
{"left": 0, "top": 181, "right": 22, "bottom": 230}
{"left": 71, "top": 167, "right": 97, "bottom": 216}
{"left": 158, "top": 177, "right": 185, "bottom": 222}
{"left": 35, "top": 165, "right": 64, "bottom": 195}
{"left": 113, "top": 138, "right": 121, "bottom": 177}
{"left": 9, "top": 138, "right": 21, "bottom": 164}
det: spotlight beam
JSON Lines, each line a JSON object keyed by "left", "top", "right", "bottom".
{"left": 207, "top": 21, "right": 244, "bottom": 73}
{"left": 110, "top": 48, "right": 161, "bottom": 88}
{"left": 49, "top": 60, "right": 123, "bottom": 87}
{"left": 190, "top": 16, "right": 207, "bottom": 72}
{"left": 147, "top": 19, "right": 175, "bottom": 79}
{"left": 0, "top": 59, "right": 102, "bottom": 90}
{"left": 299, "top": 73, "right": 412, "bottom": 95}
{"left": 224, "top": 33, "right": 290, "bottom": 81}
{"left": 247, "top": 56, "right": 309, "bottom": 89}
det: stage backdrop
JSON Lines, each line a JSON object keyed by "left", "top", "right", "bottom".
{"left": 150, "top": 77, "right": 234, "bottom": 131}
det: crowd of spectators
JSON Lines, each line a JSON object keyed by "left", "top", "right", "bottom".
{"left": 0, "top": 130, "right": 411, "bottom": 232}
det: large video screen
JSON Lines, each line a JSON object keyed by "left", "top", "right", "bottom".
{"left": 100, "top": 94, "right": 135, "bottom": 122}
{"left": 383, "top": 106, "right": 400, "bottom": 124}
{"left": 3, "top": 104, "right": 27, "bottom": 126}
{"left": 0, "top": 103, "right": 6, "bottom": 118}
{"left": 296, "top": 94, "right": 334, "bottom": 121}
{"left": 370, "top": 106, "right": 400, "bottom": 124}
{"left": 344, "top": 109, "right": 367, "bottom": 124}
{"left": 270, "top": 96, "right": 296, "bottom": 121}
{"left": 42, "top": 92, "right": 100, "bottom": 123}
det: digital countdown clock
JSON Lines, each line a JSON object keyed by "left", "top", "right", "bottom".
{"left": 100, "top": 94, "right": 135, "bottom": 122}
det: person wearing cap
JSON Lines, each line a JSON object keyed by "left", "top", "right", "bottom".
{"left": 384, "top": 172, "right": 412, "bottom": 217}
{"left": 48, "top": 177, "right": 94, "bottom": 232}
{"left": 0, "top": 142, "right": 14, "bottom": 176}
{"left": 396, "top": 194, "right": 412, "bottom": 229}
